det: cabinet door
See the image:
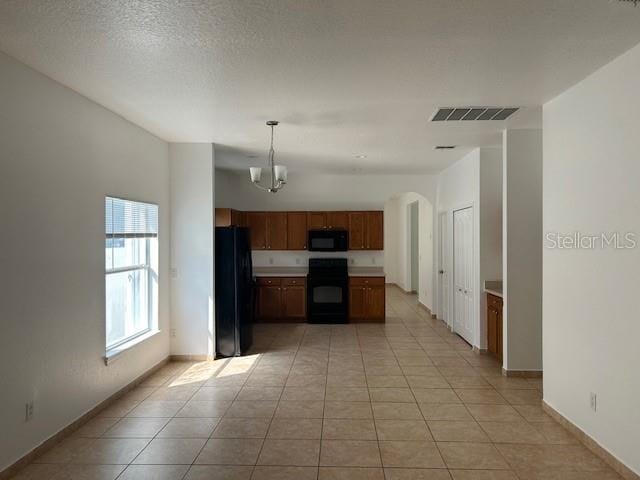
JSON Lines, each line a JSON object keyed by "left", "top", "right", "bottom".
{"left": 267, "top": 212, "right": 288, "bottom": 250}
{"left": 487, "top": 305, "right": 498, "bottom": 356}
{"left": 366, "top": 285, "right": 386, "bottom": 321}
{"left": 231, "top": 210, "right": 246, "bottom": 227}
{"left": 246, "top": 212, "right": 267, "bottom": 250}
{"left": 215, "top": 208, "right": 232, "bottom": 227}
{"left": 349, "top": 285, "right": 367, "bottom": 320}
{"left": 496, "top": 308, "right": 503, "bottom": 362}
{"left": 366, "top": 211, "right": 384, "bottom": 250}
{"left": 307, "top": 212, "right": 327, "bottom": 230}
{"left": 327, "top": 212, "right": 349, "bottom": 230}
{"left": 348, "top": 212, "right": 366, "bottom": 249}
{"left": 258, "top": 285, "right": 282, "bottom": 319}
{"left": 282, "top": 286, "right": 306, "bottom": 319}
{"left": 287, "top": 212, "right": 308, "bottom": 250}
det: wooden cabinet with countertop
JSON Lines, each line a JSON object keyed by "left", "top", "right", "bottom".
{"left": 348, "top": 276, "right": 385, "bottom": 322}
{"left": 487, "top": 293, "right": 503, "bottom": 362}
{"left": 256, "top": 276, "right": 306, "bottom": 322}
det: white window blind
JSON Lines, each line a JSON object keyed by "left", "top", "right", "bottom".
{"left": 105, "top": 196, "right": 158, "bottom": 238}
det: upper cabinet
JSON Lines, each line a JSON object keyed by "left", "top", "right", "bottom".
{"left": 215, "top": 208, "right": 246, "bottom": 227}
{"left": 266, "top": 212, "right": 288, "bottom": 250}
{"left": 246, "top": 212, "right": 267, "bottom": 249}
{"left": 307, "top": 212, "right": 327, "bottom": 230}
{"left": 327, "top": 212, "right": 349, "bottom": 230}
{"left": 287, "top": 212, "right": 308, "bottom": 250}
{"left": 366, "top": 211, "right": 384, "bottom": 250}
{"left": 348, "top": 211, "right": 383, "bottom": 250}
{"left": 348, "top": 212, "right": 366, "bottom": 249}
{"left": 244, "top": 210, "right": 383, "bottom": 251}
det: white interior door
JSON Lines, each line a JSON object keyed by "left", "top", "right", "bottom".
{"left": 453, "top": 207, "right": 474, "bottom": 344}
{"left": 438, "top": 212, "right": 449, "bottom": 323}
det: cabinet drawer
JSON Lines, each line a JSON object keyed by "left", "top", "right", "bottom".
{"left": 349, "top": 276, "right": 385, "bottom": 286}
{"left": 256, "top": 277, "right": 282, "bottom": 286}
{"left": 282, "top": 277, "right": 306, "bottom": 286}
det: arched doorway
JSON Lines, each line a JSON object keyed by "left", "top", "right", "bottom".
{"left": 383, "top": 192, "right": 434, "bottom": 312}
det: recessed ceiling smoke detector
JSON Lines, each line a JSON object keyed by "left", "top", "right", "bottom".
{"left": 430, "top": 107, "right": 519, "bottom": 122}
{"left": 434, "top": 146, "right": 456, "bottom": 150}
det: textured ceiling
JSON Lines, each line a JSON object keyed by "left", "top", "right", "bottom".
{"left": 1, "top": 0, "right": 640, "bottom": 173}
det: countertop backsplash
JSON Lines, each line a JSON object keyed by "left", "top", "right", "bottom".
{"left": 252, "top": 250, "right": 384, "bottom": 268}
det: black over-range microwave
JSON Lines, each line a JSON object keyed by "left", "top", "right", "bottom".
{"left": 308, "top": 229, "right": 348, "bottom": 252}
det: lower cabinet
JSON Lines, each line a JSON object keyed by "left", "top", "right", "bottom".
{"left": 349, "top": 277, "right": 385, "bottom": 322}
{"left": 256, "top": 275, "right": 386, "bottom": 323}
{"left": 256, "top": 277, "right": 306, "bottom": 322}
{"left": 487, "top": 293, "right": 503, "bottom": 362}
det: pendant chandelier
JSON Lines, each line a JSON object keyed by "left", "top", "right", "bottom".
{"left": 249, "top": 120, "right": 287, "bottom": 193}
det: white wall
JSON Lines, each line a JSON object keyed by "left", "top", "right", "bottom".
{"left": 479, "top": 148, "right": 503, "bottom": 350}
{"left": 435, "top": 148, "right": 502, "bottom": 349}
{"left": 543, "top": 43, "right": 640, "bottom": 475}
{"left": 435, "top": 149, "right": 481, "bottom": 344}
{"left": 0, "top": 52, "right": 170, "bottom": 471}
{"left": 169, "top": 144, "right": 215, "bottom": 357}
{"left": 503, "top": 129, "right": 542, "bottom": 371}
{"left": 384, "top": 193, "right": 434, "bottom": 310}
{"left": 215, "top": 169, "right": 437, "bottom": 210}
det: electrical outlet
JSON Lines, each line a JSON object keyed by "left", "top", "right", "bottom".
{"left": 295, "top": 258, "right": 301, "bottom": 265}
{"left": 269, "top": 257, "right": 274, "bottom": 265}
{"left": 25, "top": 401, "right": 34, "bottom": 422}
{"left": 169, "top": 267, "right": 178, "bottom": 278}
{"left": 371, "top": 257, "right": 376, "bottom": 265}
{"left": 590, "top": 392, "right": 597, "bottom": 412}
{"left": 349, "top": 258, "right": 355, "bottom": 265}
{"left": 170, "top": 329, "right": 176, "bottom": 338}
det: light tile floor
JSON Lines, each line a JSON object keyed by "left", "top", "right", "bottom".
{"left": 13, "top": 286, "right": 621, "bottom": 480}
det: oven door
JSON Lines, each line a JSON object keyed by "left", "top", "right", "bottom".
{"left": 308, "top": 230, "right": 348, "bottom": 252}
{"left": 307, "top": 276, "right": 348, "bottom": 323}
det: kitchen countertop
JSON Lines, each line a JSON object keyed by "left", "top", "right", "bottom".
{"left": 253, "top": 266, "right": 385, "bottom": 278}
{"left": 484, "top": 280, "right": 503, "bottom": 298}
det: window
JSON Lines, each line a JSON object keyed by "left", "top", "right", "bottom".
{"left": 105, "top": 196, "right": 159, "bottom": 351}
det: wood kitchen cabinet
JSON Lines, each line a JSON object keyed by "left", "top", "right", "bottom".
{"left": 281, "top": 278, "right": 306, "bottom": 319}
{"left": 348, "top": 277, "right": 385, "bottom": 322}
{"left": 307, "top": 211, "right": 349, "bottom": 230}
{"left": 348, "top": 211, "right": 383, "bottom": 250}
{"left": 307, "top": 212, "right": 327, "bottom": 230}
{"left": 245, "top": 210, "right": 383, "bottom": 251}
{"left": 255, "top": 277, "right": 306, "bottom": 322}
{"left": 266, "top": 212, "right": 287, "bottom": 250}
{"left": 246, "top": 212, "right": 267, "bottom": 249}
{"left": 246, "top": 212, "right": 288, "bottom": 250}
{"left": 287, "top": 212, "right": 308, "bottom": 250}
{"left": 327, "top": 211, "right": 349, "bottom": 230}
{"left": 487, "top": 293, "right": 503, "bottom": 362}
{"left": 348, "top": 212, "right": 366, "bottom": 249}
{"left": 215, "top": 208, "right": 245, "bottom": 227}
{"left": 366, "top": 211, "right": 384, "bottom": 250}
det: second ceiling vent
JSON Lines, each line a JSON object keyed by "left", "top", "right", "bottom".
{"left": 431, "top": 107, "right": 519, "bottom": 122}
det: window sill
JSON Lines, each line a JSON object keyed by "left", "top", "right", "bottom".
{"left": 104, "top": 330, "right": 161, "bottom": 365}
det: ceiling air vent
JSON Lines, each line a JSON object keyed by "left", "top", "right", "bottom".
{"left": 434, "top": 145, "right": 456, "bottom": 150}
{"left": 431, "top": 107, "right": 519, "bottom": 122}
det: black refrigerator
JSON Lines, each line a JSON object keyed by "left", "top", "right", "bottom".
{"left": 215, "top": 226, "right": 254, "bottom": 357}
